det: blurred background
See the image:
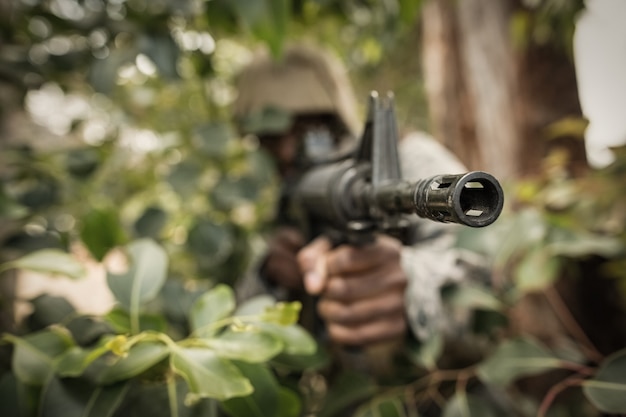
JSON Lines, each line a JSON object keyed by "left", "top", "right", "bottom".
{"left": 1, "top": 0, "right": 625, "bottom": 416}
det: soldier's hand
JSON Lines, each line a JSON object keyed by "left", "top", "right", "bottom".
{"left": 298, "top": 234, "right": 408, "bottom": 346}
{"left": 262, "top": 226, "right": 306, "bottom": 290}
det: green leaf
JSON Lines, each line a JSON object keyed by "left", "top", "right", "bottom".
{"left": 354, "top": 397, "right": 406, "bottom": 417}
{"left": 4, "top": 327, "right": 75, "bottom": 386}
{"left": 220, "top": 364, "right": 301, "bottom": 417}
{"left": 186, "top": 219, "right": 235, "bottom": 267}
{"left": 271, "top": 347, "right": 329, "bottom": 372}
{"left": 160, "top": 279, "right": 207, "bottom": 324}
{"left": 170, "top": 347, "right": 253, "bottom": 402}
{"left": 55, "top": 340, "right": 111, "bottom": 377}
{"left": 494, "top": 209, "right": 548, "bottom": 269}
{"left": 583, "top": 348, "right": 626, "bottom": 414}
{"left": 137, "top": 32, "right": 180, "bottom": 79}
{"left": 106, "top": 239, "right": 168, "bottom": 333}
{"left": 229, "top": 0, "right": 289, "bottom": 57}
{"left": 319, "top": 371, "right": 378, "bottom": 417}
{"left": 91, "top": 341, "right": 170, "bottom": 385}
{"left": 134, "top": 206, "right": 168, "bottom": 239}
{"left": 261, "top": 301, "right": 302, "bottom": 326}
{"left": 110, "top": 378, "right": 195, "bottom": 417}
{"left": 8, "top": 376, "right": 40, "bottom": 417}
{"left": 66, "top": 147, "right": 99, "bottom": 178}
{"left": 26, "top": 294, "right": 76, "bottom": 329}
{"left": 544, "top": 116, "right": 589, "bottom": 141}
{"left": 246, "top": 150, "right": 279, "bottom": 184}
{"left": 167, "top": 161, "right": 203, "bottom": 198}
{"left": 442, "top": 392, "right": 498, "bottom": 417}
{"left": 88, "top": 48, "right": 135, "bottom": 94}
{"left": 17, "top": 177, "right": 58, "bottom": 209}
{"left": 0, "top": 373, "right": 21, "bottom": 417}
{"left": 103, "top": 308, "right": 167, "bottom": 334}
{"left": 277, "top": 386, "right": 302, "bottom": 417}
{"left": 255, "top": 323, "right": 316, "bottom": 356}
{"left": 235, "top": 294, "right": 276, "bottom": 316}
{"left": 212, "top": 176, "right": 261, "bottom": 211}
{"left": 40, "top": 376, "right": 129, "bottom": 417}
{"left": 1, "top": 249, "right": 85, "bottom": 279}
{"left": 190, "top": 284, "right": 236, "bottom": 337}
{"left": 398, "top": 0, "right": 423, "bottom": 25}
{"left": 477, "top": 337, "right": 563, "bottom": 386}
{"left": 0, "top": 188, "right": 28, "bottom": 219}
{"left": 206, "top": 329, "right": 282, "bottom": 363}
{"left": 510, "top": 11, "right": 531, "bottom": 50}
{"left": 547, "top": 232, "right": 623, "bottom": 259}
{"left": 514, "top": 244, "right": 561, "bottom": 292}
{"left": 408, "top": 332, "right": 443, "bottom": 371}
{"left": 80, "top": 207, "right": 126, "bottom": 261}
{"left": 220, "top": 361, "right": 280, "bottom": 417}
{"left": 192, "top": 122, "right": 233, "bottom": 158}
{"left": 443, "top": 284, "right": 503, "bottom": 311}
{"left": 65, "top": 316, "right": 114, "bottom": 347}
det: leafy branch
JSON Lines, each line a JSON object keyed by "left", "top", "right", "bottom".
{"left": 1, "top": 239, "right": 316, "bottom": 416}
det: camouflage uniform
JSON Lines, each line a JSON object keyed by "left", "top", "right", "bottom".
{"left": 395, "top": 130, "right": 479, "bottom": 342}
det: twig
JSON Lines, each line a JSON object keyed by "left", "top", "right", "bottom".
{"left": 537, "top": 374, "right": 585, "bottom": 417}
{"left": 455, "top": 369, "right": 471, "bottom": 396}
{"left": 544, "top": 286, "right": 604, "bottom": 363}
{"left": 404, "top": 386, "right": 420, "bottom": 417}
{"left": 428, "top": 386, "right": 448, "bottom": 409}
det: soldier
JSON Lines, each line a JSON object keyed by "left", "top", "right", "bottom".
{"left": 233, "top": 43, "right": 481, "bottom": 372}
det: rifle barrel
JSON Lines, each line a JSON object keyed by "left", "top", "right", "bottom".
{"left": 374, "top": 171, "right": 504, "bottom": 227}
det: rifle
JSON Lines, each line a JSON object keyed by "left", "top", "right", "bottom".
{"left": 274, "top": 91, "right": 504, "bottom": 376}
{"left": 285, "top": 91, "right": 504, "bottom": 247}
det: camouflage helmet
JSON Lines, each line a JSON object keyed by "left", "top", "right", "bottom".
{"left": 233, "top": 43, "right": 361, "bottom": 140}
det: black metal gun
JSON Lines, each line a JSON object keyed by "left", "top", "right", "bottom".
{"left": 286, "top": 91, "right": 504, "bottom": 246}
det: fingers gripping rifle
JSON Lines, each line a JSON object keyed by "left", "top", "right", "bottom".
{"left": 290, "top": 91, "right": 504, "bottom": 246}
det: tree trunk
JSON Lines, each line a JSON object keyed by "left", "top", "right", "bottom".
{"left": 421, "top": 0, "right": 586, "bottom": 180}
{"left": 421, "top": 0, "right": 482, "bottom": 172}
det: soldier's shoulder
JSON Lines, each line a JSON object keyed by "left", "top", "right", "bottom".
{"left": 399, "top": 131, "right": 466, "bottom": 176}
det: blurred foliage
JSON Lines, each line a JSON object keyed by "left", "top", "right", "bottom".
{"left": 0, "top": 1, "right": 428, "bottom": 415}
{"left": 1, "top": 0, "right": 626, "bottom": 416}
{"left": 459, "top": 145, "right": 626, "bottom": 298}
{"left": 451, "top": 145, "right": 626, "bottom": 416}
{"left": 511, "top": 0, "right": 585, "bottom": 55}
{"left": 1, "top": 239, "right": 316, "bottom": 416}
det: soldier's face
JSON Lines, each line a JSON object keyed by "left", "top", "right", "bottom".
{"left": 258, "top": 131, "right": 300, "bottom": 179}
{"left": 258, "top": 116, "right": 338, "bottom": 180}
